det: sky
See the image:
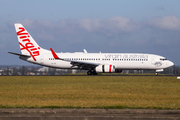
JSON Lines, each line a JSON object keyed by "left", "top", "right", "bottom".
{"left": 0, "top": 0, "right": 180, "bottom": 65}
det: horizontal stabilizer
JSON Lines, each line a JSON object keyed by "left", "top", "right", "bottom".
{"left": 7, "top": 52, "right": 31, "bottom": 57}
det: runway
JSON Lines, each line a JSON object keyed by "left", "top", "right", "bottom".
{"left": 0, "top": 109, "right": 179, "bottom": 120}
{"left": 60, "top": 75, "right": 177, "bottom": 76}
{"left": 0, "top": 75, "right": 176, "bottom": 76}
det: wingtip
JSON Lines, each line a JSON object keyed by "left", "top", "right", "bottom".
{"left": 83, "top": 49, "right": 88, "bottom": 53}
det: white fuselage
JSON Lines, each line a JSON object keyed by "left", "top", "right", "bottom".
{"left": 23, "top": 51, "right": 174, "bottom": 71}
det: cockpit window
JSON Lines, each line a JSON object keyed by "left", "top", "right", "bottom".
{"left": 160, "top": 58, "right": 167, "bottom": 61}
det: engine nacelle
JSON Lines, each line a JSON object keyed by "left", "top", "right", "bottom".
{"left": 96, "top": 64, "right": 115, "bottom": 73}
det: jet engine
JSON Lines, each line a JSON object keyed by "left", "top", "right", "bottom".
{"left": 96, "top": 64, "right": 115, "bottom": 73}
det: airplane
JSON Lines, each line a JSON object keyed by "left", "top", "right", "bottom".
{"left": 8, "top": 23, "right": 174, "bottom": 75}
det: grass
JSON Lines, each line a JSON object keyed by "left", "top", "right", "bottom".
{"left": 0, "top": 76, "right": 179, "bottom": 109}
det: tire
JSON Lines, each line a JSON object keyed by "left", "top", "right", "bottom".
{"left": 92, "top": 71, "right": 97, "bottom": 75}
{"left": 87, "top": 71, "right": 92, "bottom": 75}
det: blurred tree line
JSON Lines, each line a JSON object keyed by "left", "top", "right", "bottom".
{"left": 0, "top": 65, "right": 78, "bottom": 75}
{"left": 162, "top": 65, "right": 180, "bottom": 75}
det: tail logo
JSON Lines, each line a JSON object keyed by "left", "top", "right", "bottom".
{"left": 17, "top": 27, "right": 40, "bottom": 61}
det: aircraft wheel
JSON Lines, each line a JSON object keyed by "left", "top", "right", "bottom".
{"left": 87, "top": 71, "right": 92, "bottom": 75}
{"left": 92, "top": 71, "right": 97, "bottom": 75}
{"left": 155, "top": 72, "right": 159, "bottom": 76}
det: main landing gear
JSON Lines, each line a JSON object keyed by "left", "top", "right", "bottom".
{"left": 87, "top": 70, "right": 97, "bottom": 75}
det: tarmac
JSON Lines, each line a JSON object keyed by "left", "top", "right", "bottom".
{"left": 0, "top": 109, "right": 180, "bottom": 120}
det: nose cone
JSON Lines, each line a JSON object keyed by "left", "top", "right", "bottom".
{"left": 167, "top": 61, "right": 174, "bottom": 67}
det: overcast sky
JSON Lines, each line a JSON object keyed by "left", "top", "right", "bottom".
{"left": 0, "top": 0, "right": 180, "bottom": 65}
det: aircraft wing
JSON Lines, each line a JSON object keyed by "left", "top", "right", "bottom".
{"left": 70, "top": 60, "right": 99, "bottom": 70}
{"left": 50, "top": 48, "right": 99, "bottom": 70}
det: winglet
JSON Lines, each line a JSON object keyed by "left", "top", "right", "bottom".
{"left": 83, "top": 49, "right": 88, "bottom": 53}
{"left": 50, "top": 48, "right": 62, "bottom": 60}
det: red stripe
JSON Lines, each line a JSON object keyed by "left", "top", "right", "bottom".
{"left": 30, "top": 48, "right": 37, "bottom": 51}
{"left": 109, "top": 65, "right": 112, "bottom": 73}
{"left": 20, "top": 36, "right": 27, "bottom": 39}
